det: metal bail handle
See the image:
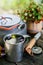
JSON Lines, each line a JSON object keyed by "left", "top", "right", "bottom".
{"left": 0, "top": 24, "right": 19, "bottom": 30}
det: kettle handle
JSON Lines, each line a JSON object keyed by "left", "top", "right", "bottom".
{"left": 0, "top": 24, "right": 19, "bottom": 30}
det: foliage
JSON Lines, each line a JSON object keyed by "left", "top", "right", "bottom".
{"left": 20, "top": 2, "right": 43, "bottom": 23}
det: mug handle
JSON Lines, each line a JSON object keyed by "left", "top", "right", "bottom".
{"left": 23, "top": 35, "right": 31, "bottom": 49}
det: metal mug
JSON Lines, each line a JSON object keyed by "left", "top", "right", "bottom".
{"left": 3, "top": 33, "right": 30, "bottom": 62}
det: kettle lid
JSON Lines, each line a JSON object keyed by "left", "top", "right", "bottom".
{"left": 0, "top": 14, "right": 20, "bottom": 26}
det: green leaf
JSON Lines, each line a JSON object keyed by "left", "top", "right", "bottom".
{"left": 38, "top": 15, "right": 42, "bottom": 20}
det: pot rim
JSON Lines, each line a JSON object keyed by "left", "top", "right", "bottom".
{"left": 3, "top": 33, "right": 25, "bottom": 45}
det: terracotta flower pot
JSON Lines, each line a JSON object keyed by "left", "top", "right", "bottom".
{"left": 27, "top": 21, "right": 42, "bottom": 34}
{"left": 42, "top": 21, "right": 43, "bottom": 28}
{"left": 42, "top": 17, "right": 43, "bottom": 28}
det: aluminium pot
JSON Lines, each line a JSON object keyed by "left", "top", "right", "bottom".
{"left": 3, "top": 33, "right": 30, "bottom": 62}
{"left": 0, "top": 14, "right": 27, "bottom": 45}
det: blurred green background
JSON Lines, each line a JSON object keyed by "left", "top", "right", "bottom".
{"left": 0, "top": 0, "right": 42, "bottom": 14}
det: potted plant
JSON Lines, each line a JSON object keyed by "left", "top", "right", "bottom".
{"left": 41, "top": 4, "right": 43, "bottom": 28}
{"left": 20, "top": 2, "right": 43, "bottom": 34}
